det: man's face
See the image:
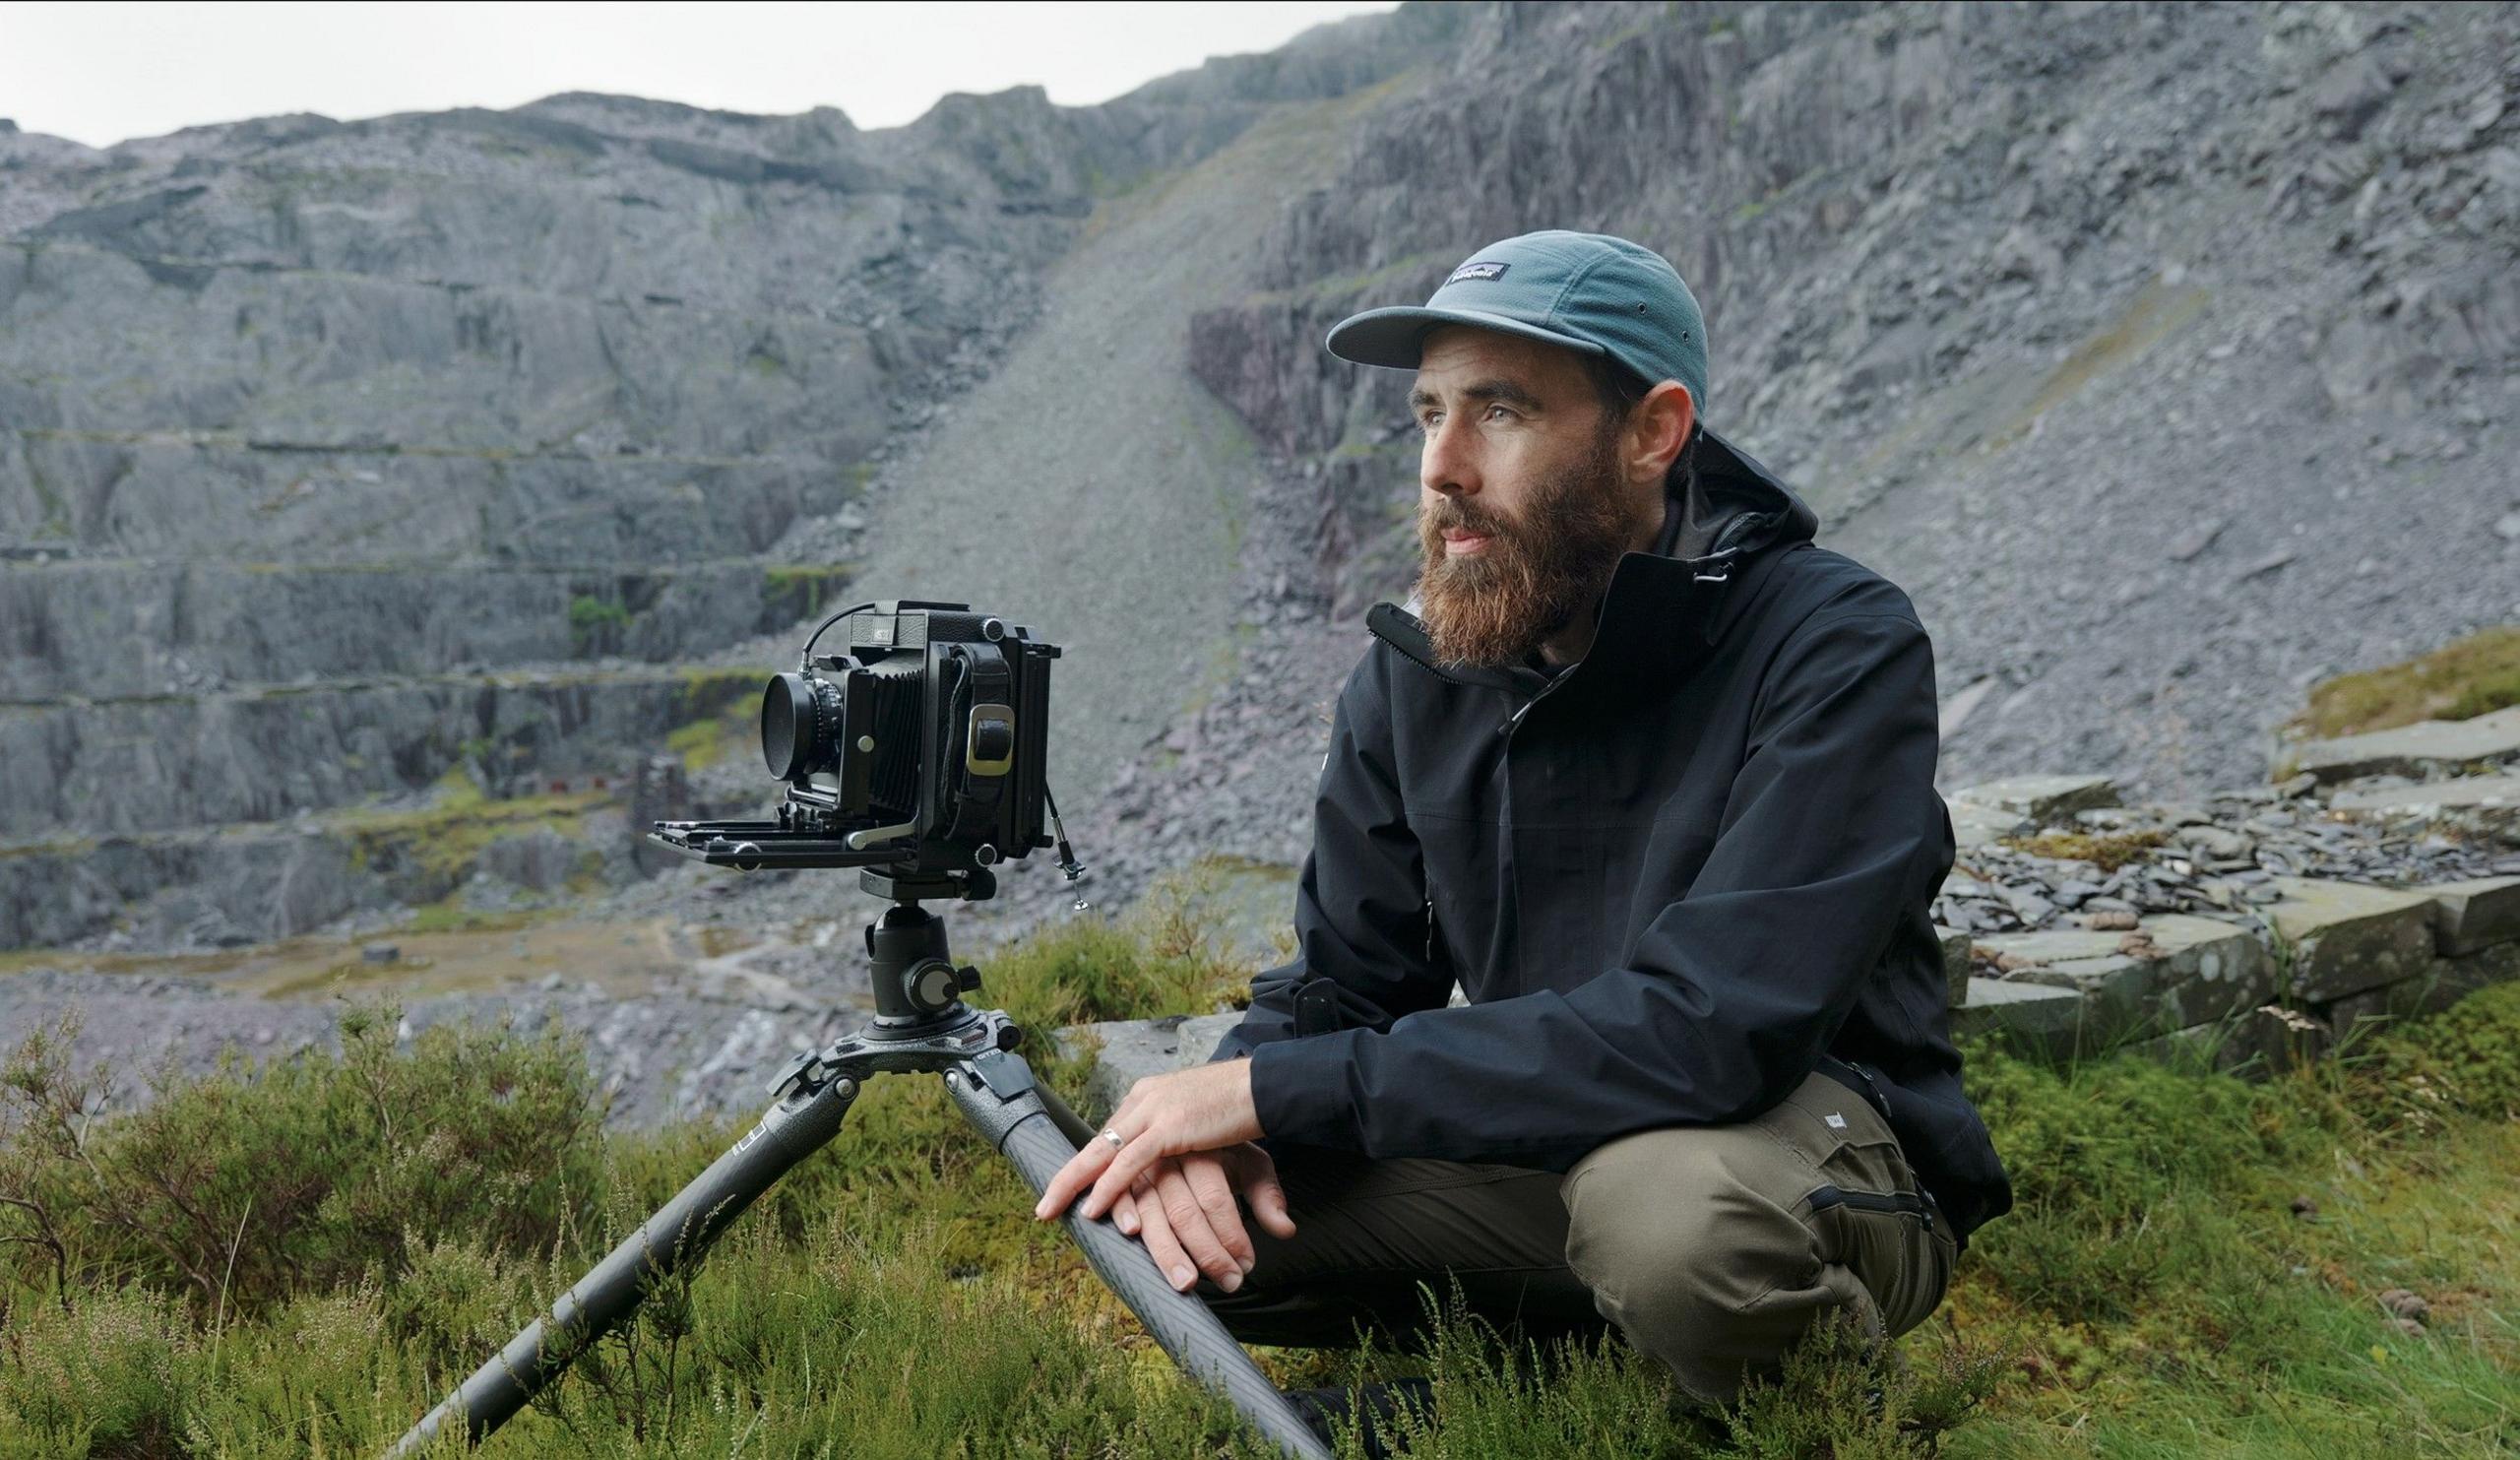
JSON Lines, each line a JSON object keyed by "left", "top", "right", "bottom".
{"left": 1408, "top": 327, "right": 1652, "bottom": 669}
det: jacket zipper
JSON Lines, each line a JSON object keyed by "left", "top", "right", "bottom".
{"left": 1804, "top": 1184, "right": 1936, "bottom": 1233}
{"left": 1498, "top": 671, "right": 1572, "bottom": 737}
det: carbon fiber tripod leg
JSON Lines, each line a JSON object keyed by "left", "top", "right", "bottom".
{"left": 387, "top": 1065, "right": 861, "bottom": 1455}
{"left": 944, "top": 1048, "right": 1336, "bottom": 1460}
{"left": 389, "top": 1012, "right": 1332, "bottom": 1458}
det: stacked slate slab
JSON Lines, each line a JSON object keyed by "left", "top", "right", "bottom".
{"left": 1948, "top": 709, "right": 2520, "bottom": 1069}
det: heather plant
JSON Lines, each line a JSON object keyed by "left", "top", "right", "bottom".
{"left": 0, "top": 1002, "right": 602, "bottom": 1322}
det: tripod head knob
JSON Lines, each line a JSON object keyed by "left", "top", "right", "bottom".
{"left": 906, "top": 959, "right": 962, "bottom": 1013}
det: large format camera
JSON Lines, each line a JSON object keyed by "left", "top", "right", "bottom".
{"left": 649, "top": 600, "right": 1077, "bottom": 898}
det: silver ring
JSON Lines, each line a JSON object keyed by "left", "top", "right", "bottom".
{"left": 1101, "top": 1128, "right": 1124, "bottom": 1149}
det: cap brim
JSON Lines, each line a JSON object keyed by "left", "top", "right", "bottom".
{"left": 1324, "top": 305, "right": 1610, "bottom": 370}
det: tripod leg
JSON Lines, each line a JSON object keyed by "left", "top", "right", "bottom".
{"left": 388, "top": 1072, "right": 861, "bottom": 1456}
{"left": 945, "top": 1053, "right": 1336, "bottom": 1460}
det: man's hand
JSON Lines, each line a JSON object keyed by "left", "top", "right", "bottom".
{"left": 1108, "top": 1144, "right": 1296, "bottom": 1293}
{"left": 1034, "top": 1058, "right": 1266, "bottom": 1234}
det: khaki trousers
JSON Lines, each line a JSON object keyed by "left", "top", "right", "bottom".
{"left": 1194, "top": 1070, "right": 1957, "bottom": 1406}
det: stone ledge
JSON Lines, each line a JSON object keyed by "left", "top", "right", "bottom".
{"left": 2264, "top": 877, "right": 2439, "bottom": 1001}
{"left": 2291, "top": 705, "right": 2520, "bottom": 785}
{"left": 1976, "top": 914, "right": 2272, "bottom": 1045}
{"left": 1951, "top": 977, "right": 2087, "bottom": 1060}
{"left": 2322, "top": 941, "right": 2520, "bottom": 1046}
{"left": 2332, "top": 774, "right": 2520, "bottom": 823}
{"left": 2426, "top": 876, "right": 2520, "bottom": 956}
{"left": 1948, "top": 774, "right": 2121, "bottom": 825}
{"left": 1948, "top": 800, "right": 2032, "bottom": 851}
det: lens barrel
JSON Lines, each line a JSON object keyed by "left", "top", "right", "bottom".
{"left": 762, "top": 672, "right": 841, "bottom": 781}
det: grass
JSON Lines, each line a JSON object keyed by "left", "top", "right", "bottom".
{"left": 2, "top": 884, "right": 2516, "bottom": 1457}
{"left": 2292, "top": 625, "right": 2520, "bottom": 739}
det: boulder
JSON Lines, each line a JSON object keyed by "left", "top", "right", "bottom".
{"left": 2264, "top": 877, "right": 2439, "bottom": 1002}
{"left": 2289, "top": 706, "right": 2520, "bottom": 784}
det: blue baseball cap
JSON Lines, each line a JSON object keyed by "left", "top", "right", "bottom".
{"left": 1324, "top": 229, "right": 1709, "bottom": 414}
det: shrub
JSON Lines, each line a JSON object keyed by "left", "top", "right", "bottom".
{"left": 0, "top": 1283, "right": 194, "bottom": 1456}
{"left": 0, "top": 1001, "right": 603, "bottom": 1318}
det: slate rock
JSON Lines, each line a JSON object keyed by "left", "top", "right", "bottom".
{"left": 1978, "top": 914, "right": 2274, "bottom": 1048}
{"left": 2423, "top": 875, "right": 2520, "bottom": 955}
{"left": 2264, "top": 877, "right": 2439, "bottom": 1001}
{"left": 1949, "top": 775, "right": 2123, "bottom": 826}
{"left": 2290, "top": 707, "right": 2520, "bottom": 784}
{"left": 1055, "top": 1011, "right": 1244, "bottom": 1115}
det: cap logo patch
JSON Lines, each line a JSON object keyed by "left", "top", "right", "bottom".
{"left": 1445, "top": 260, "right": 1511, "bottom": 285}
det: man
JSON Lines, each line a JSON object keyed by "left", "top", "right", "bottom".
{"left": 1037, "top": 229, "right": 2011, "bottom": 1409}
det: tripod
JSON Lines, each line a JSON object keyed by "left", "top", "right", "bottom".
{"left": 389, "top": 868, "right": 1333, "bottom": 1459}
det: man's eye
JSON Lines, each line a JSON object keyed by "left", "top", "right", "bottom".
{"left": 1485, "top": 404, "right": 1515, "bottom": 421}
{"left": 1419, "top": 413, "right": 1442, "bottom": 431}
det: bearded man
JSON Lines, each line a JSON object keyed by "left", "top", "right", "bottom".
{"left": 1039, "top": 230, "right": 2011, "bottom": 1414}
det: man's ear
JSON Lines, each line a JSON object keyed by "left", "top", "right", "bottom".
{"left": 1628, "top": 381, "right": 1697, "bottom": 484}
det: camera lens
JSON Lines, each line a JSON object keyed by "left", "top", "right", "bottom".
{"left": 761, "top": 672, "right": 838, "bottom": 781}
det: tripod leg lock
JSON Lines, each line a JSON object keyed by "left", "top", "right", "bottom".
{"left": 966, "top": 1047, "right": 1034, "bottom": 1100}
{"left": 768, "top": 1048, "right": 821, "bottom": 1098}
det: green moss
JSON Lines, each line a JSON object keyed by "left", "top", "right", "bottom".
{"left": 760, "top": 562, "right": 855, "bottom": 626}
{"left": 337, "top": 785, "right": 604, "bottom": 882}
{"left": 666, "top": 668, "right": 767, "bottom": 748}
{"left": 2292, "top": 625, "right": 2520, "bottom": 739}
{"left": 663, "top": 710, "right": 741, "bottom": 773}
{"left": 1995, "top": 827, "right": 2169, "bottom": 872}
{"left": 566, "top": 593, "right": 631, "bottom": 656}
{"left": 0, "top": 835, "right": 94, "bottom": 863}
{"left": 660, "top": 671, "right": 759, "bottom": 771}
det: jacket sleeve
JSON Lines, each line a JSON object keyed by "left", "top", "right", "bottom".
{"left": 1209, "top": 651, "right": 1452, "bottom": 1062}
{"left": 1245, "top": 605, "right": 1953, "bottom": 1170}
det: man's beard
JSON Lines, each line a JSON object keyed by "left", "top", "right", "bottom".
{"left": 1413, "top": 427, "right": 1645, "bottom": 670}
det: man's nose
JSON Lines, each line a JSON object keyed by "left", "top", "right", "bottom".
{"left": 1420, "top": 417, "right": 1480, "bottom": 497}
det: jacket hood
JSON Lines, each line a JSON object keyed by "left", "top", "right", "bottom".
{"left": 1373, "top": 425, "right": 1821, "bottom": 693}
{"left": 1660, "top": 425, "right": 1819, "bottom": 568}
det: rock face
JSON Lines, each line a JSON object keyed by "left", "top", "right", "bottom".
{"left": 0, "top": 10, "right": 1449, "bottom": 947}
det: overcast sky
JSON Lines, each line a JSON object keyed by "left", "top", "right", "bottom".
{"left": 0, "top": 1, "right": 1397, "bottom": 148}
